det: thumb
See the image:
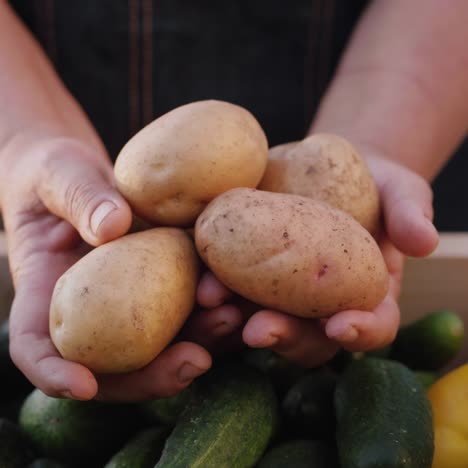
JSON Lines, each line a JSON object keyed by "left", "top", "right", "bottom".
{"left": 37, "top": 147, "right": 132, "bottom": 246}
{"left": 380, "top": 167, "right": 439, "bottom": 257}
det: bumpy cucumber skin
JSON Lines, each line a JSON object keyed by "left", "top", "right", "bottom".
{"left": 104, "top": 426, "right": 169, "bottom": 468}
{"left": 156, "top": 363, "right": 278, "bottom": 468}
{"left": 335, "top": 358, "right": 434, "bottom": 468}
{"left": 390, "top": 310, "right": 464, "bottom": 371}
{"left": 257, "top": 439, "right": 338, "bottom": 468}
{"left": 140, "top": 384, "right": 196, "bottom": 426}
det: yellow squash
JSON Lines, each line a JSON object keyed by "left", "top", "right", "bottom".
{"left": 428, "top": 364, "right": 468, "bottom": 468}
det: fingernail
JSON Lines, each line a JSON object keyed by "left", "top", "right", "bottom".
{"left": 178, "top": 363, "right": 206, "bottom": 383}
{"left": 90, "top": 201, "right": 117, "bottom": 236}
{"left": 213, "top": 321, "right": 236, "bottom": 337}
{"left": 248, "top": 334, "right": 279, "bottom": 348}
{"left": 59, "top": 390, "right": 75, "bottom": 399}
{"left": 335, "top": 326, "right": 359, "bottom": 343}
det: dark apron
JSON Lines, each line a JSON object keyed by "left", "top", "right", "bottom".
{"left": 9, "top": 0, "right": 468, "bottom": 231}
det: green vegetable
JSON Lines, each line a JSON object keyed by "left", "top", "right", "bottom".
{"left": 389, "top": 310, "right": 464, "bottom": 371}
{"left": 414, "top": 371, "right": 437, "bottom": 389}
{"left": 257, "top": 439, "right": 338, "bottom": 468}
{"left": 242, "top": 348, "right": 306, "bottom": 396}
{"left": 156, "top": 362, "right": 278, "bottom": 468}
{"left": 335, "top": 357, "right": 434, "bottom": 468}
{"left": 281, "top": 367, "right": 337, "bottom": 439}
{"left": 140, "top": 384, "right": 195, "bottom": 426}
{"left": 19, "top": 389, "right": 141, "bottom": 467}
{"left": 104, "top": 426, "right": 169, "bottom": 468}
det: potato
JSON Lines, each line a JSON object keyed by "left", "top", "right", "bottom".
{"left": 114, "top": 100, "right": 268, "bottom": 227}
{"left": 195, "top": 188, "right": 388, "bottom": 318}
{"left": 50, "top": 228, "right": 199, "bottom": 374}
{"left": 258, "top": 134, "right": 380, "bottom": 236}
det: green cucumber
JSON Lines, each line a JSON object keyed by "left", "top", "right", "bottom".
{"left": 242, "top": 348, "right": 306, "bottom": 396}
{"left": 104, "top": 426, "right": 169, "bottom": 468}
{"left": 140, "top": 383, "right": 196, "bottom": 426}
{"left": 19, "top": 389, "right": 142, "bottom": 467}
{"left": 389, "top": 310, "right": 464, "bottom": 370}
{"left": 257, "top": 439, "right": 338, "bottom": 468}
{"left": 414, "top": 371, "right": 437, "bottom": 389}
{"left": 281, "top": 367, "right": 337, "bottom": 439}
{"left": 0, "top": 418, "right": 36, "bottom": 468}
{"left": 156, "top": 362, "right": 278, "bottom": 468}
{"left": 335, "top": 357, "right": 434, "bottom": 468}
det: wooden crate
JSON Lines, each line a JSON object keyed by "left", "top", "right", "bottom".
{"left": 399, "top": 233, "right": 468, "bottom": 368}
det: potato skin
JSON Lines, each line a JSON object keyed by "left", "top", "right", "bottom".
{"left": 50, "top": 228, "right": 199, "bottom": 374}
{"left": 258, "top": 134, "right": 380, "bottom": 237}
{"left": 195, "top": 188, "right": 388, "bottom": 318}
{"left": 114, "top": 100, "right": 268, "bottom": 227}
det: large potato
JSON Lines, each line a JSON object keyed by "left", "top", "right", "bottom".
{"left": 195, "top": 188, "right": 388, "bottom": 318}
{"left": 50, "top": 228, "right": 199, "bottom": 374}
{"left": 258, "top": 134, "right": 380, "bottom": 236}
{"left": 114, "top": 100, "right": 268, "bottom": 227}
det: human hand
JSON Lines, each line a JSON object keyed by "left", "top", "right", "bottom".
{"left": 0, "top": 136, "right": 213, "bottom": 401}
{"left": 194, "top": 142, "right": 439, "bottom": 366}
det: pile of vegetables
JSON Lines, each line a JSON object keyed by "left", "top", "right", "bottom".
{"left": 0, "top": 100, "right": 466, "bottom": 467}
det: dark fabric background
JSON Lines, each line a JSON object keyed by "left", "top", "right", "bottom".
{"left": 3, "top": 0, "right": 467, "bottom": 232}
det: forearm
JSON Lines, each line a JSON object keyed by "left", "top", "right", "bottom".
{"left": 310, "top": 0, "right": 468, "bottom": 181}
{"left": 0, "top": 2, "right": 104, "bottom": 159}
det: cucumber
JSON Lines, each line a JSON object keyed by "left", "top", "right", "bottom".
{"left": 281, "top": 367, "right": 337, "bottom": 439}
{"left": 242, "top": 348, "right": 306, "bottom": 396}
{"left": 335, "top": 357, "right": 434, "bottom": 468}
{"left": 257, "top": 439, "right": 338, "bottom": 468}
{"left": 0, "top": 418, "right": 36, "bottom": 468}
{"left": 414, "top": 371, "right": 437, "bottom": 390}
{"left": 19, "top": 389, "right": 142, "bottom": 467}
{"left": 104, "top": 426, "right": 169, "bottom": 468}
{"left": 140, "top": 383, "right": 196, "bottom": 426}
{"left": 156, "top": 362, "right": 278, "bottom": 468}
{"left": 389, "top": 310, "right": 464, "bottom": 371}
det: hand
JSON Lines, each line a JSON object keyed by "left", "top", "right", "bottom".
{"left": 0, "top": 136, "right": 213, "bottom": 401}
{"left": 194, "top": 143, "right": 439, "bottom": 366}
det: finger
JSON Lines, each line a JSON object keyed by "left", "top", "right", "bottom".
{"left": 379, "top": 169, "right": 438, "bottom": 257}
{"left": 325, "top": 294, "right": 400, "bottom": 352}
{"left": 96, "top": 342, "right": 212, "bottom": 401}
{"left": 243, "top": 310, "right": 340, "bottom": 367}
{"left": 197, "top": 272, "right": 233, "bottom": 308}
{"left": 37, "top": 144, "right": 132, "bottom": 246}
{"left": 379, "top": 236, "right": 405, "bottom": 298}
{"left": 9, "top": 273, "right": 98, "bottom": 400}
{"left": 180, "top": 304, "right": 244, "bottom": 348}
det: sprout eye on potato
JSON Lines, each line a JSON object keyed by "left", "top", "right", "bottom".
{"left": 49, "top": 228, "right": 199, "bottom": 374}
{"left": 195, "top": 188, "right": 389, "bottom": 319}
{"left": 114, "top": 100, "right": 268, "bottom": 228}
{"left": 259, "top": 133, "right": 380, "bottom": 237}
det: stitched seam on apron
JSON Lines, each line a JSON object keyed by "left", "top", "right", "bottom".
{"left": 142, "top": 0, "right": 154, "bottom": 126}
{"left": 129, "top": 0, "right": 141, "bottom": 137}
